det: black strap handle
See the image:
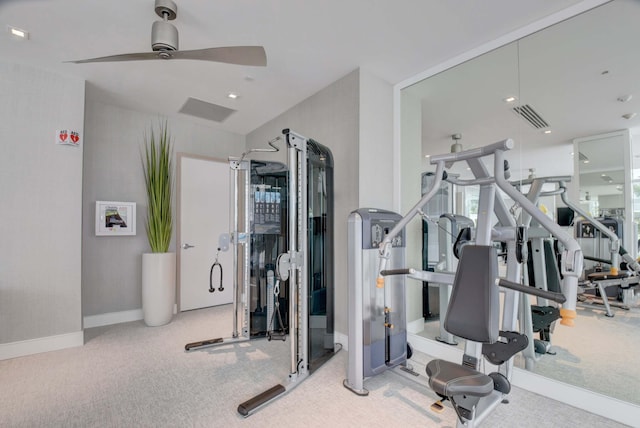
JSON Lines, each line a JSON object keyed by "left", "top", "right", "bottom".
{"left": 209, "top": 261, "right": 223, "bottom": 292}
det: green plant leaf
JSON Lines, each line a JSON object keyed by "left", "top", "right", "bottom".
{"left": 142, "top": 120, "right": 173, "bottom": 253}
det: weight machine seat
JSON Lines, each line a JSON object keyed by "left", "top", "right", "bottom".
{"left": 426, "top": 245, "right": 499, "bottom": 401}
{"left": 426, "top": 359, "right": 494, "bottom": 397}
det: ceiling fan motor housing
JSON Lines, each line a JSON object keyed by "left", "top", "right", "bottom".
{"left": 152, "top": 21, "right": 178, "bottom": 52}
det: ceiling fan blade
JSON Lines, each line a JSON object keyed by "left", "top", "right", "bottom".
{"left": 67, "top": 51, "right": 166, "bottom": 64}
{"left": 68, "top": 46, "right": 267, "bottom": 66}
{"left": 170, "top": 46, "right": 267, "bottom": 66}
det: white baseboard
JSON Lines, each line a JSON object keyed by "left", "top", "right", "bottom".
{"left": 0, "top": 331, "right": 84, "bottom": 361}
{"left": 407, "top": 317, "right": 425, "bottom": 334}
{"left": 83, "top": 309, "right": 143, "bottom": 329}
{"left": 334, "top": 331, "right": 348, "bottom": 352}
{"left": 84, "top": 304, "right": 178, "bottom": 329}
{"left": 512, "top": 367, "right": 639, "bottom": 427}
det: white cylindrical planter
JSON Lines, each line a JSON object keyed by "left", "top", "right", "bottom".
{"left": 142, "top": 252, "right": 176, "bottom": 327}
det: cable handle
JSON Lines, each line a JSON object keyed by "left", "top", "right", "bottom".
{"left": 209, "top": 248, "right": 223, "bottom": 293}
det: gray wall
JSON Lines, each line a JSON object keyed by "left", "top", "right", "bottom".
{"left": 82, "top": 96, "right": 245, "bottom": 317}
{"left": 245, "top": 69, "right": 393, "bottom": 336}
{"left": 0, "top": 61, "right": 85, "bottom": 343}
{"left": 359, "top": 70, "right": 394, "bottom": 210}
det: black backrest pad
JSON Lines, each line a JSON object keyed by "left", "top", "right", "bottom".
{"left": 444, "top": 245, "right": 499, "bottom": 343}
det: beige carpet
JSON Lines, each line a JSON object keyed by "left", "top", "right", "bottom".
{"left": 0, "top": 305, "right": 627, "bottom": 427}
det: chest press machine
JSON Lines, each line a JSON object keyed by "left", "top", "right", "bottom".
{"left": 353, "top": 139, "right": 583, "bottom": 427}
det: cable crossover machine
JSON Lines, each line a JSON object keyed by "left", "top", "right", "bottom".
{"left": 184, "top": 129, "right": 336, "bottom": 416}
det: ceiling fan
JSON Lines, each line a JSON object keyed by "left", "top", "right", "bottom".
{"left": 68, "top": 0, "right": 266, "bottom": 67}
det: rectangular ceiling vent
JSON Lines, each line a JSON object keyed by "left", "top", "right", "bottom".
{"left": 512, "top": 104, "right": 549, "bottom": 129}
{"left": 179, "top": 97, "right": 236, "bottom": 123}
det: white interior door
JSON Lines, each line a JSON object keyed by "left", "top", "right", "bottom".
{"left": 179, "top": 156, "right": 233, "bottom": 311}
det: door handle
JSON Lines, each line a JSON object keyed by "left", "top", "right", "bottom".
{"left": 182, "top": 243, "right": 195, "bottom": 250}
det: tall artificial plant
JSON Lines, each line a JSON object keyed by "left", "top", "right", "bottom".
{"left": 142, "top": 121, "right": 173, "bottom": 253}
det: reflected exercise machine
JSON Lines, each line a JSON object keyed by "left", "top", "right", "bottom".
{"left": 520, "top": 177, "right": 639, "bottom": 318}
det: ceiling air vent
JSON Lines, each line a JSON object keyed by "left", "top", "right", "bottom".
{"left": 512, "top": 104, "right": 549, "bottom": 129}
{"left": 179, "top": 97, "right": 236, "bottom": 122}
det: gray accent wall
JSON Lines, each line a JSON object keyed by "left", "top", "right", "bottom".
{"left": 0, "top": 61, "right": 85, "bottom": 344}
{"left": 82, "top": 96, "right": 245, "bottom": 317}
{"left": 245, "top": 69, "right": 393, "bottom": 337}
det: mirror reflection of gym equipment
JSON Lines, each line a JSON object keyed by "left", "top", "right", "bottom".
{"left": 184, "top": 129, "right": 336, "bottom": 416}
{"left": 400, "top": 0, "right": 640, "bottom": 414}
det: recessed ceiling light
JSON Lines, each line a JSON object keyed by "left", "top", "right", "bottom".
{"left": 622, "top": 112, "right": 637, "bottom": 120}
{"left": 503, "top": 96, "right": 517, "bottom": 103}
{"left": 8, "top": 26, "right": 28, "bottom": 40}
{"left": 424, "top": 154, "right": 430, "bottom": 158}
{"left": 543, "top": 129, "right": 552, "bottom": 134}
{"left": 617, "top": 94, "right": 633, "bottom": 103}
{"left": 227, "top": 92, "right": 239, "bottom": 99}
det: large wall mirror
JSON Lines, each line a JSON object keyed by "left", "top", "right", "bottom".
{"left": 400, "top": 0, "right": 640, "bottom": 408}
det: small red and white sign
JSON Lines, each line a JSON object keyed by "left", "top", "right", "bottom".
{"left": 56, "top": 129, "right": 81, "bottom": 146}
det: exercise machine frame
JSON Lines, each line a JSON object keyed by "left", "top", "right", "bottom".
{"left": 375, "top": 139, "right": 582, "bottom": 427}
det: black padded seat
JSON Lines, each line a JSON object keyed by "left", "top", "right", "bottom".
{"left": 426, "top": 359, "right": 494, "bottom": 397}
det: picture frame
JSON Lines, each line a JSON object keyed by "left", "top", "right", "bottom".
{"left": 95, "top": 201, "right": 136, "bottom": 236}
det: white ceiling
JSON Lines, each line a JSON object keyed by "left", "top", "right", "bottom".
{"left": 0, "top": 0, "right": 588, "bottom": 135}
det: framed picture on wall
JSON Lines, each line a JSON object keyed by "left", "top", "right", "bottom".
{"left": 95, "top": 201, "right": 136, "bottom": 236}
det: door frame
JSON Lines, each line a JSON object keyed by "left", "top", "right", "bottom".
{"left": 176, "top": 152, "right": 229, "bottom": 312}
